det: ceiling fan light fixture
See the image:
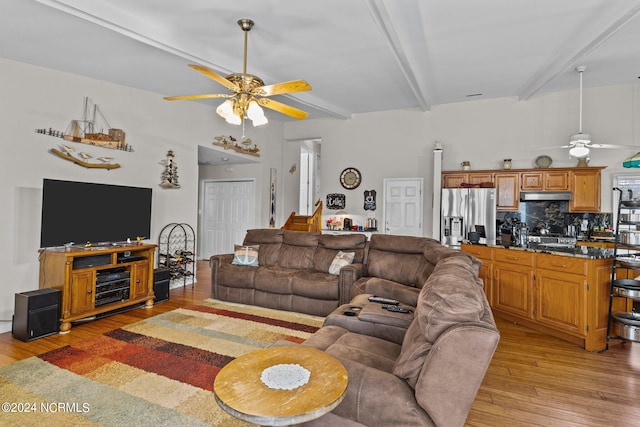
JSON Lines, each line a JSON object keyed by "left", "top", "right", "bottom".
{"left": 247, "top": 100, "right": 268, "bottom": 126}
{"left": 569, "top": 144, "right": 590, "bottom": 158}
{"left": 569, "top": 133, "right": 591, "bottom": 145}
{"left": 216, "top": 99, "right": 235, "bottom": 119}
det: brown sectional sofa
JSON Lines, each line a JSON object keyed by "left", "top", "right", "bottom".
{"left": 209, "top": 229, "right": 367, "bottom": 316}
{"left": 295, "top": 253, "right": 499, "bottom": 427}
{"left": 210, "top": 230, "right": 500, "bottom": 426}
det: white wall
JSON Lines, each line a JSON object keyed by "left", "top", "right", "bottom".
{"left": 197, "top": 121, "right": 286, "bottom": 236}
{"left": 284, "top": 82, "right": 640, "bottom": 236}
{"left": 0, "top": 58, "right": 233, "bottom": 330}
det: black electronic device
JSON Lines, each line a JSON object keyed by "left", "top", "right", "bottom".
{"left": 382, "top": 304, "right": 413, "bottom": 314}
{"left": 367, "top": 296, "right": 400, "bottom": 305}
{"left": 40, "top": 179, "right": 152, "bottom": 248}
{"left": 153, "top": 267, "right": 170, "bottom": 303}
{"left": 72, "top": 253, "right": 112, "bottom": 269}
{"left": 12, "top": 288, "right": 60, "bottom": 341}
{"left": 117, "top": 255, "right": 146, "bottom": 263}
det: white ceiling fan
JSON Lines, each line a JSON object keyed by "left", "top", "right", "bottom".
{"left": 552, "top": 66, "right": 633, "bottom": 166}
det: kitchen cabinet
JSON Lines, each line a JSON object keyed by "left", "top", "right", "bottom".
{"left": 535, "top": 270, "right": 586, "bottom": 335}
{"left": 443, "top": 166, "right": 604, "bottom": 213}
{"left": 494, "top": 172, "right": 519, "bottom": 210}
{"left": 442, "top": 172, "right": 493, "bottom": 188}
{"left": 569, "top": 168, "right": 601, "bottom": 212}
{"left": 545, "top": 171, "right": 570, "bottom": 190}
{"left": 461, "top": 244, "right": 612, "bottom": 351}
{"left": 492, "top": 250, "right": 534, "bottom": 318}
{"left": 521, "top": 170, "right": 569, "bottom": 191}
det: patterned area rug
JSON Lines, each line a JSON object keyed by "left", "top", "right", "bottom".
{"left": 0, "top": 299, "right": 323, "bottom": 426}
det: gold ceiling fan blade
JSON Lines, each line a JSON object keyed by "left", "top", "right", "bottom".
{"left": 188, "top": 64, "right": 240, "bottom": 92}
{"left": 253, "top": 80, "right": 311, "bottom": 97}
{"left": 257, "top": 97, "right": 309, "bottom": 120}
{"left": 164, "top": 94, "right": 231, "bottom": 101}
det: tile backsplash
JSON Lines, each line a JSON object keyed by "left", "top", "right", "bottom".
{"left": 497, "top": 201, "right": 611, "bottom": 237}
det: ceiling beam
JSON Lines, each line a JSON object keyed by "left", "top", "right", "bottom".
{"left": 517, "top": 3, "right": 640, "bottom": 101}
{"left": 366, "top": 0, "right": 432, "bottom": 111}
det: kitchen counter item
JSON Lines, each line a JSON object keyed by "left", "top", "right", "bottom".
{"left": 483, "top": 243, "right": 613, "bottom": 259}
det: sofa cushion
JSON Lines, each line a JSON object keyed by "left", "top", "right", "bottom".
{"left": 328, "top": 251, "right": 355, "bottom": 275}
{"left": 218, "top": 263, "right": 258, "bottom": 289}
{"left": 292, "top": 270, "right": 340, "bottom": 300}
{"left": 366, "top": 249, "right": 428, "bottom": 287}
{"left": 312, "top": 234, "right": 367, "bottom": 274}
{"left": 244, "top": 228, "right": 284, "bottom": 266}
{"left": 276, "top": 231, "right": 320, "bottom": 270}
{"left": 231, "top": 244, "right": 259, "bottom": 266}
{"left": 392, "top": 256, "right": 485, "bottom": 388}
{"left": 254, "top": 267, "right": 294, "bottom": 294}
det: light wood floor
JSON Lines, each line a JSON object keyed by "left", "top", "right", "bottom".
{"left": 1, "top": 261, "right": 639, "bottom": 426}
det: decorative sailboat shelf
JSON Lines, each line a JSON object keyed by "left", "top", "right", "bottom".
{"left": 36, "top": 97, "right": 133, "bottom": 151}
{"left": 49, "top": 148, "right": 121, "bottom": 169}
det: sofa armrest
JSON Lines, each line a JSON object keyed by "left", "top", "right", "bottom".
{"left": 209, "top": 253, "right": 234, "bottom": 299}
{"left": 416, "top": 323, "right": 500, "bottom": 427}
{"left": 338, "top": 263, "right": 365, "bottom": 305}
{"left": 324, "top": 357, "right": 432, "bottom": 426}
{"left": 354, "top": 277, "right": 420, "bottom": 307}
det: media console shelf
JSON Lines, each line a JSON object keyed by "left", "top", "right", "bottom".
{"left": 38, "top": 243, "right": 157, "bottom": 333}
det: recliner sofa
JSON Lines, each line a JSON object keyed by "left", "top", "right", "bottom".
{"left": 210, "top": 229, "right": 499, "bottom": 426}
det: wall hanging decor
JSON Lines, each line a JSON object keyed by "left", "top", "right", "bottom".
{"left": 364, "top": 190, "right": 376, "bottom": 210}
{"left": 326, "top": 193, "right": 346, "bottom": 210}
{"left": 269, "top": 168, "right": 277, "bottom": 228}
{"left": 160, "top": 150, "right": 180, "bottom": 189}
{"left": 48, "top": 145, "right": 120, "bottom": 169}
{"left": 213, "top": 135, "right": 260, "bottom": 157}
{"left": 36, "top": 96, "right": 133, "bottom": 151}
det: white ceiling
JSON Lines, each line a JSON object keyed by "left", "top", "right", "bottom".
{"left": 3, "top": 0, "right": 640, "bottom": 163}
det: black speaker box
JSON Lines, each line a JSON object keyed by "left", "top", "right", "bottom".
{"left": 12, "top": 288, "right": 60, "bottom": 342}
{"left": 153, "top": 267, "right": 170, "bottom": 303}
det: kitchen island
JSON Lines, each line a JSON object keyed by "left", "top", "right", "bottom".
{"left": 462, "top": 243, "right": 627, "bottom": 351}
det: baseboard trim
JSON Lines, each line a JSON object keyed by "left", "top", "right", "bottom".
{"left": 0, "top": 322, "right": 12, "bottom": 334}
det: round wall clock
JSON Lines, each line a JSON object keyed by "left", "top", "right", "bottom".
{"left": 340, "top": 167, "right": 362, "bottom": 190}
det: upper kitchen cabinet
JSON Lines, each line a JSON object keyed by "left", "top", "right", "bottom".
{"left": 569, "top": 168, "right": 603, "bottom": 213}
{"left": 521, "top": 170, "right": 569, "bottom": 191}
{"left": 494, "top": 172, "right": 519, "bottom": 211}
{"left": 442, "top": 166, "right": 604, "bottom": 213}
{"left": 442, "top": 172, "right": 493, "bottom": 188}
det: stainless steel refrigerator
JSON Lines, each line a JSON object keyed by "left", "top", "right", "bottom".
{"left": 441, "top": 188, "right": 497, "bottom": 249}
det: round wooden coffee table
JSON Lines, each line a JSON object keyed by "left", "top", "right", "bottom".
{"left": 214, "top": 346, "right": 348, "bottom": 426}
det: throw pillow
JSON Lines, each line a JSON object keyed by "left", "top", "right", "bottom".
{"left": 232, "top": 244, "right": 259, "bottom": 266}
{"left": 328, "top": 251, "right": 355, "bottom": 275}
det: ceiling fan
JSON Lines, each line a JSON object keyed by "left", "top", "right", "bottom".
{"left": 539, "top": 66, "right": 632, "bottom": 166}
{"left": 164, "top": 18, "right": 311, "bottom": 126}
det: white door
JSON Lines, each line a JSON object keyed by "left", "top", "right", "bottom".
{"left": 383, "top": 178, "right": 423, "bottom": 236}
{"left": 201, "top": 180, "right": 255, "bottom": 258}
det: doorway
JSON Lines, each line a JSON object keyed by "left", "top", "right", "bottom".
{"left": 200, "top": 179, "right": 256, "bottom": 258}
{"left": 383, "top": 178, "right": 423, "bottom": 236}
{"left": 299, "top": 140, "right": 321, "bottom": 215}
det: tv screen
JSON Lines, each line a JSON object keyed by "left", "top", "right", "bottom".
{"left": 40, "top": 179, "right": 152, "bottom": 248}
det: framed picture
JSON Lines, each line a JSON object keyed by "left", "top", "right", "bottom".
{"left": 326, "top": 193, "right": 346, "bottom": 210}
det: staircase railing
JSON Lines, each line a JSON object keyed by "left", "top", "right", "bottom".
{"left": 281, "top": 199, "right": 323, "bottom": 232}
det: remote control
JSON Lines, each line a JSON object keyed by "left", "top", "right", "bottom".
{"left": 368, "top": 296, "right": 400, "bottom": 305}
{"left": 382, "top": 304, "right": 413, "bottom": 314}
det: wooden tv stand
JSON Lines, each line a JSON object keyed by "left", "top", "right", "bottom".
{"left": 38, "top": 243, "right": 157, "bottom": 333}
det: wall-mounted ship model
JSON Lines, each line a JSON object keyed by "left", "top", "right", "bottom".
{"left": 36, "top": 97, "right": 131, "bottom": 169}
{"left": 36, "top": 97, "right": 132, "bottom": 151}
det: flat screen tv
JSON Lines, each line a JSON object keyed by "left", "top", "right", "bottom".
{"left": 40, "top": 179, "right": 152, "bottom": 248}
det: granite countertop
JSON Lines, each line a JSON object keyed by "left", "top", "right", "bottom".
{"left": 477, "top": 243, "right": 614, "bottom": 259}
